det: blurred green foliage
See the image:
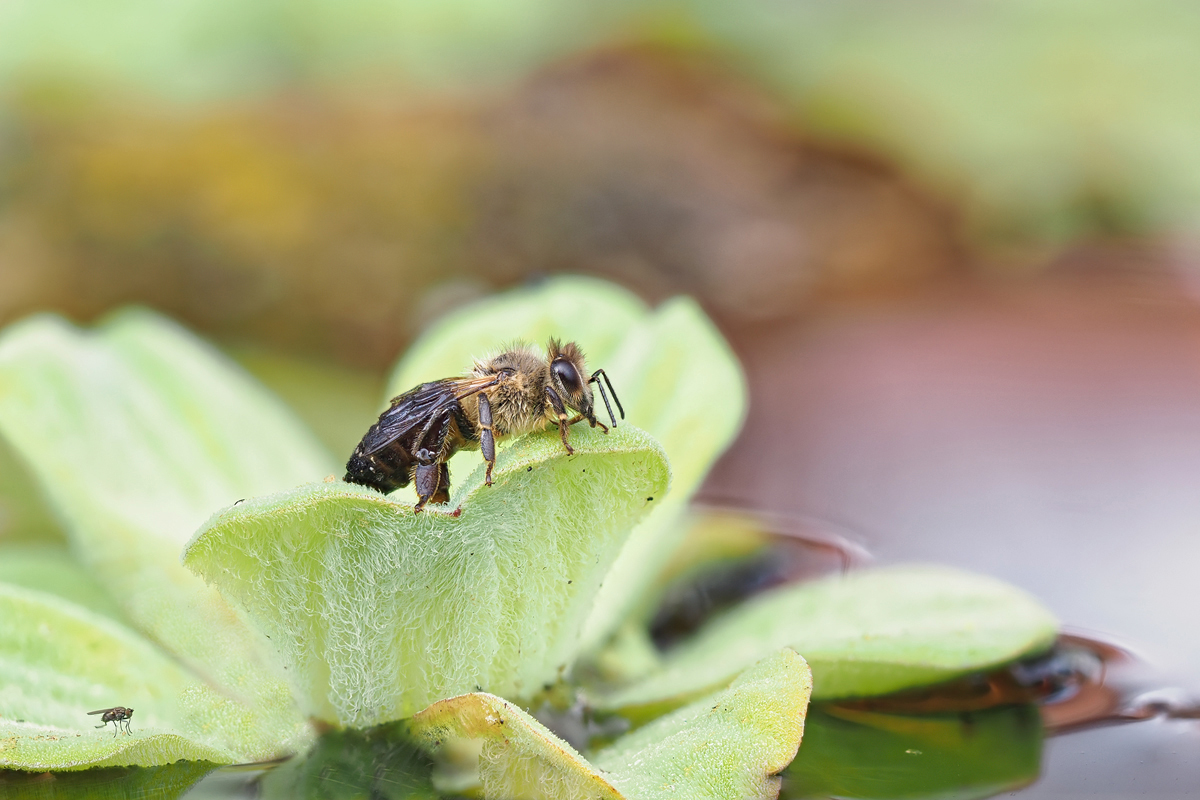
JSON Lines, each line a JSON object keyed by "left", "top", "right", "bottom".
{"left": 2, "top": 0, "right": 1198, "bottom": 246}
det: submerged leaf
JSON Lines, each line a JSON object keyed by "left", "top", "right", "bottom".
{"left": 258, "top": 723, "right": 438, "bottom": 800}
{"left": 411, "top": 648, "right": 811, "bottom": 800}
{"left": 0, "top": 583, "right": 235, "bottom": 770}
{"left": 599, "top": 565, "right": 1058, "bottom": 711}
{"left": 183, "top": 425, "right": 670, "bottom": 728}
{"left": 783, "top": 704, "right": 1042, "bottom": 799}
{"left": 0, "top": 761, "right": 218, "bottom": 799}
{"left": 0, "top": 309, "right": 334, "bottom": 760}
{"left": 386, "top": 277, "right": 746, "bottom": 653}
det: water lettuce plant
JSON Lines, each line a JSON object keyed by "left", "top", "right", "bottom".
{"left": 0, "top": 277, "right": 1057, "bottom": 798}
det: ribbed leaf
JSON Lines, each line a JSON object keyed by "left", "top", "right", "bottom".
{"left": 183, "top": 425, "right": 669, "bottom": 727}
{"left": 600, "top": 565, "right": 1057, "bottom": 711}
{"left": 385, "top": 277, "right": 746, "bottom": 654}
{"left": 0, "top": 583, "right": 235, "bottom": 771}
{"left": 411, "top": 648, "right": 811, "bottom": 800}
{"left": 0, "top": 309, "right": 335, "bottom": 760}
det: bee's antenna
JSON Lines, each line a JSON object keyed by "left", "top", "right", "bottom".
{"left": 590, "top": 369, "right": 624, "bottom": 427}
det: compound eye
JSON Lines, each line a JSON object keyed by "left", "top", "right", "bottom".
{"left": 552, "top": 359, "right": 583, "bottom": 396}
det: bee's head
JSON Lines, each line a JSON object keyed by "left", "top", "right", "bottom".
{"left": 547, "top": 339, "right": 594, "bottom": 418}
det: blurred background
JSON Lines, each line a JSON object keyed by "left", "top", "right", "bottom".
{"left": 2, "top": 1, "right": 1199, "bottom": 794}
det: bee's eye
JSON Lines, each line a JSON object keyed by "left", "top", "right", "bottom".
{"left": 552, "top": 359, "right": 583, "bottom": 395}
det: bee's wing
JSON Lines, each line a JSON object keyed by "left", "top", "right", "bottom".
{"left": 357, "top": 376, "right": 496, "bottom": 456}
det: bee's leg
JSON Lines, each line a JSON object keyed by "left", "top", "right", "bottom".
{"left": 478, "top": 393, "right": 496, "bottom": 485}
{"left": 431, "top": 463, "right": 451, "bottom": 505}
{"left": 565, "top": 412, "right": 608, "bottom": 433}
{"left": 544, "top": 386, "right": 575, "bottom": 455}
{"left": 413, "top": 449, "right": 439, "bottom": 512}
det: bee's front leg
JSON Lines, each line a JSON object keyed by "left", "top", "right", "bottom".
{"left": 478, "top": 393, "right": 496, "bottom": 485}
{"left": 545, "top": 386, "right": 575, "bottom": 455}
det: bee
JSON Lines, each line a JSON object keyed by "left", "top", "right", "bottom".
{"left": 88, "top": 706, "right": 134, "bottom": 736}
{"left": 345, "top": 339, "right": 623, "bottom": 511}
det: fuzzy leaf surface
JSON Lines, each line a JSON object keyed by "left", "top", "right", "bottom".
{"left": 183, "top": 425, "right": 669, "bottom": 727}
{"left": 0, "top": 583, "right": 235, "bottom": 770}
{"left": 599, "top": 565, "right": 1058, "bottom": 711}
{"left": 386, "top": 277, "right": 746, "bottom": 653}
{"left": 0, "top": 309, "right": 333, "bottom": 759}
{"left": 411, "top": 648, "right": 811, "bottom": 800}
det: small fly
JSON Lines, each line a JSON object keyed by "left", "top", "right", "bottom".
{"left": 88, "top": 706, "right": 134, "bottom": 736}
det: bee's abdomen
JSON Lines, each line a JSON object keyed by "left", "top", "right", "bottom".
{"left": 345, "top": 444, "right": 414, "bottom": 493}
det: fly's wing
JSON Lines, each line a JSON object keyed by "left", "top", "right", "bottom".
{"left": 87, "top": 709, "right": 113, "bottom": 715}
{"left": 356, "top": 376, "right": 492, "bottom": 456}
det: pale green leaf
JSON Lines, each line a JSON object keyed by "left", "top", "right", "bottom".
{"left": 183, "top": 424, "right": 670, "bottom": 728}
{"left": 231, "top": 346, "right": 386, "bottom": 459}
{"left": 413, "top": 693, "right": 621, "bottom": 800}
{"left": 599, "top": 565, "right": 1058, "bottom": 711}
{"left": 411, "top": 648, "right": 810, "bottom": 800}
{"left": 577, "top": 297, "right": 746, "bottom": 651}
{"left": 0, "top": 435, "right": 65, "bottom": 545}
{"left": 592, "top": 648, "right": 812, "bottom": 800}
{"left": 784, "top": 704, "right": 1042, "bottom": 799}
{"left": 388, "top": 277, "right": 648, "bottom": 395}
{"left": 0, "top": 309, "right": 335, "bottom": 760}
{"left": 0, "top": 544, "right": 127, "bottom": 623}
{"left": 0, "top": 583, "right": 235, "bottom": 771}
{"left": 385, "top": 277, "right": 746, "bottom": 653}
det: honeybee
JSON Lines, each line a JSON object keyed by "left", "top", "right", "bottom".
{"left": 345, "top": 339, "right": 623, "bottom": 511}
{"left": 88, "top": 706, "right": 134, "bottom": 736}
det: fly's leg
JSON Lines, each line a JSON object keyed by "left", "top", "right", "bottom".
{"left": 545, "top": 386, "right": 574, "bottom": 455}
{"left": 478, "top": 393, "right": 496, "bottom": 485}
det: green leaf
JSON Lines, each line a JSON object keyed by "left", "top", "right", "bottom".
{"left": 782, "top": 704, "right": 1042, "bottom": 799}
{"left": 577, "top": 297, "right": 746, "bottom": 652}
{"left": 0, "top": 762, "right": 218, "bottom": 800}
{"left": 259, "top": 723, "right": 438, "bottom": 800}
{"left": 0, "top": 544, "right": 127, "bottom": 623}
{"left": 0, "top": 435, "right": 65, "bottom": 545}
{"left": 385, "top": 277, "right": 746, "bottom": 652}
{"left": 410, "top": 648, "right": 811, "bottom": 800}
{"left": 0, "top": 583, "right": 235, "bottom": 770}
{"left": 0, "top": 309, "right": 335, "bottom": 760}
{"left": 598, "top": 565, "right": 1058, "bottom": 712}
{"left": 389, "top": 277, "right": 648, "bottom": 391}
{"left": 231, "top": 346, "right": 386, "bottom": 459}
{"left": 591, "top": 648, "right": 812, "bottom": 800}
{"left": 183, "top": 424, "right": 670, "bottom": 728}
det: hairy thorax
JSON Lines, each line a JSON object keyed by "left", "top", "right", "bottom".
{"left": 458, "top": 346, "right": 554, "bottom": 445}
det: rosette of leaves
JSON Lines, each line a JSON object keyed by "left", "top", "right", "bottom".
{"left": 0, "top": 277, "right": 1057, "bottom": 799}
